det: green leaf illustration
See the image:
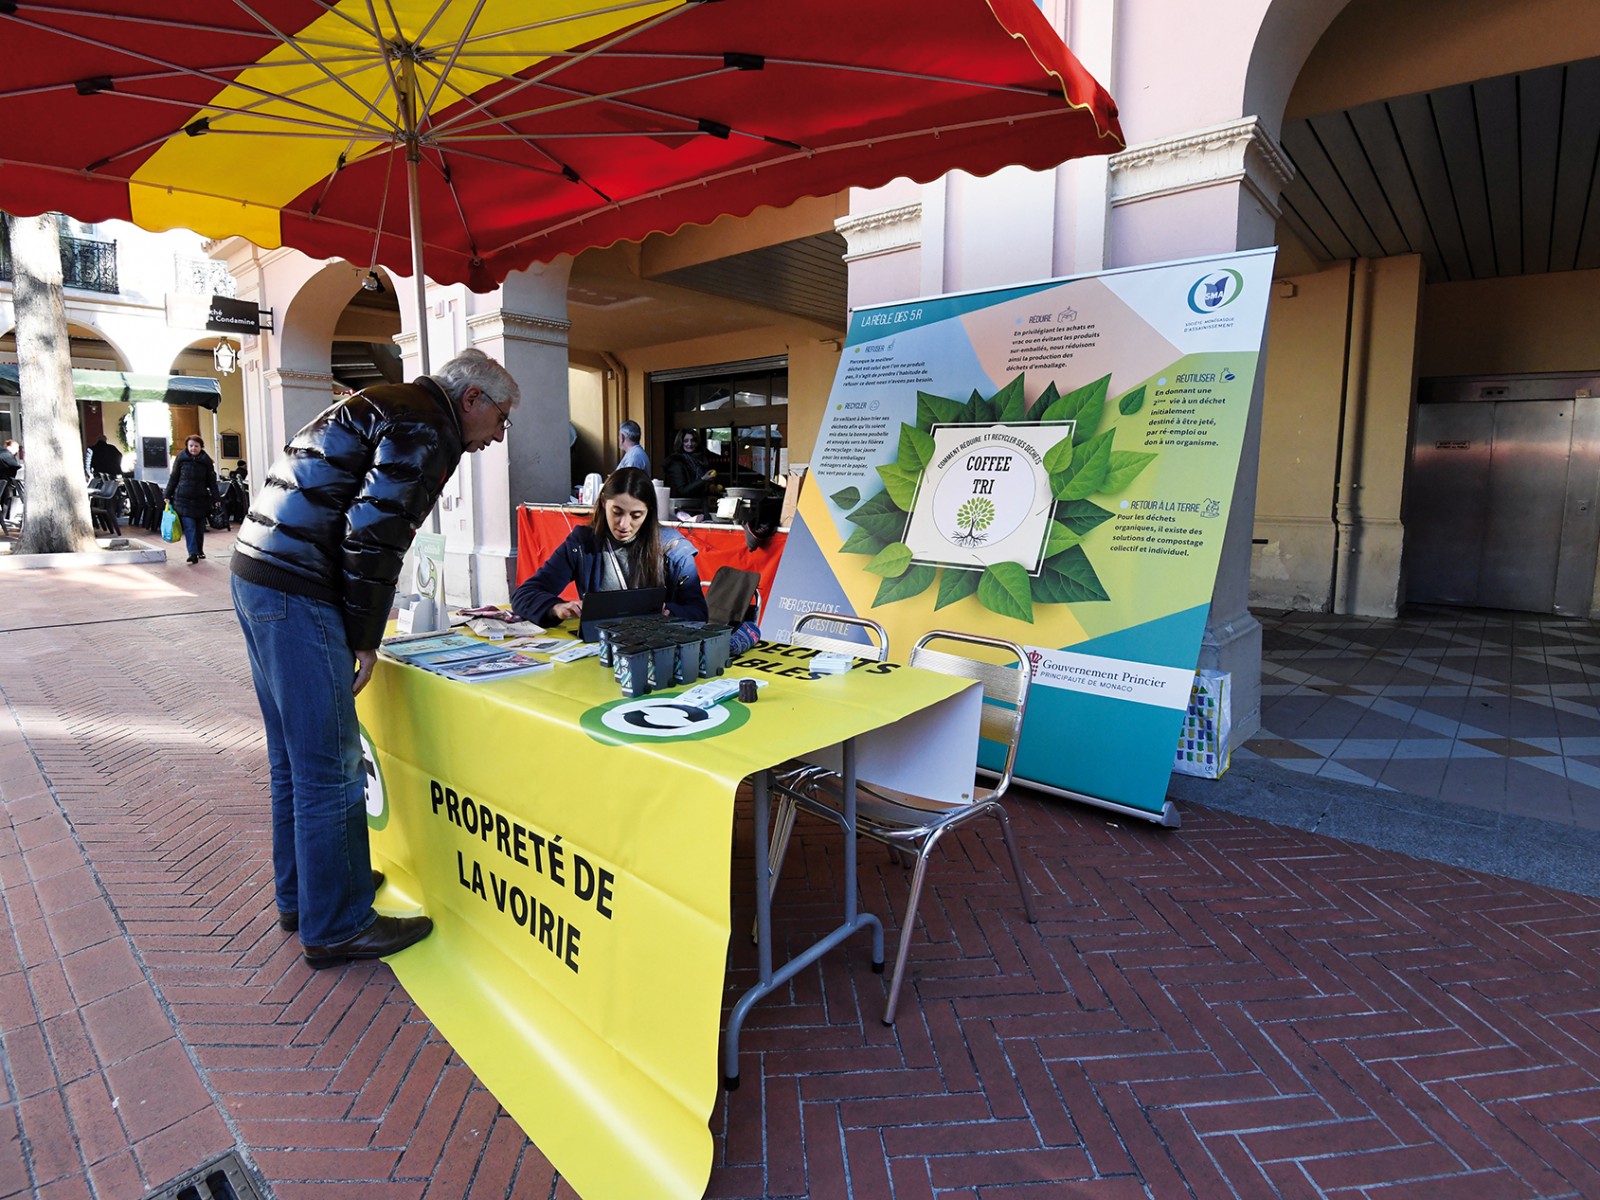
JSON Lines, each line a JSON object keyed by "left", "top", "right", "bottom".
{"left": 873, "top": 563, "right": 936, "bottom": 607}
{"left": 1052, "top": 428, "right": 1115, "bottom": 500}
{"left": 992, "top": 373, "right": 1028, "bottom": 423}
{"left": 960, "top": 389, "right": 996, "bottom": 424}
{"left": 839, "top": 526, "right": 889, "bottom": 556}
{"left": 1117, "top": 385, "right": 1146, "bottom": 416}
{"left": 1042, "top": 374, "right": 1109, "bottom": 445}
{"left": 829, "top": 485, "right": 861, "bottom": 509}
{"left": 845, "top": 490, "right": 909, "bottom": 542}
{"left": 876, "top": 459, "right": 923, "bottom": 509}
{"left": 1032, "top": 546, "right": 1110, "bottom": 604}
{"left": 1042, "top": 431, "right": 1077, "bottom": 475}
{"left": 1025, "top": 381, "right": 1060, "bottom": 423}
{"left": 935, "top": 567, "right": 981, "bottom": 609}
{"left": 897, "top": 422, "right": 936, "bottom": 472}
{"left": 865, "top": 542, "right": 914, "bottom": 578}
{"left": 1055, "top": 499, "right": 1116, "bottom": 538}
{"left": 916, "top": 390, "right": 964, "bottom": 431}
{"left": 977, "top": 562, "right": 1034, "bottom": 623}
{"left": 1044, "top": 520, "right": 1083, "bottom": 558}
{"left": 1102, "top": 450, "right": 1158, "bottom": 494}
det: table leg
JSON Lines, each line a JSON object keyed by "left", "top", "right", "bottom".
{"left": 723, "top": 745, "right": 884, "bottom": 1090}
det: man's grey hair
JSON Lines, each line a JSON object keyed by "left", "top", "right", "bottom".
{"left": 434, "top": 348, "right": 520, "bottom": 409}
{"left": 619, "top": 419, "right": 642, "bottom": 445}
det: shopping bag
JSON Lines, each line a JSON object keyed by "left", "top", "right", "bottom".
{"left": 160, "top": 504, "right": 182, "bottom": 543}
{"left": 1172, "top": 669, "right": 1231, "bottom": 779}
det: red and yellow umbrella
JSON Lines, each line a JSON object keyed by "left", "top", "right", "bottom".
{"left": 0, "top": 0, "right": 1121, "bottom": 293}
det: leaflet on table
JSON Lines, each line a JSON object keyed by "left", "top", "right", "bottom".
{"left": 379, "top": 632, "right": 551, "bottom": 682}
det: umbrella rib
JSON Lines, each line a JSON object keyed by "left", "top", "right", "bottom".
{"left": 450, "top": 0, "right": 683, "bottom": 50}
{"left": 419, "top": 0, "right": 490, "bottom": 124}
{"left": 295, "top": 0, "right": 399, "bottom": 47}
{"left": 362, "top": 0, "right": 409, "bottom": 128}
{"left": 426, "top": 2, "right": 687, "bottom": 139}
{"left": 413, "top": 60, "right": 614, "bottom": 208}
{"left": 361, "top": 137, "right": 399, "bottom": 268}
{"left": 0, "top": 154, "right": 468, "bottom": 259}
{"left": 5, "top": 13, "right": 393, "bottom": 137}
{"left": 306, "top": 71, "right": 404, "bottom": 218}
{"left": 483, "top": 107, "right": 1076, "bottom": 260}
{"left": 412, "top": 0, "right": 462, "bottom": 56}
{"left": 414, "top": 58, "right": 566, "bottom": 172}
{"left": 441, "top": 67, "right": 728, "bottom": 137}
{"left": 228, "top": 0, "right": 400, "bottom": 136}
{"left": 445, "top": 48, "right": 1064, "bottom": 100}
{"left": 419, "top": 146, "right": 479, "bottom": 259}
{"left": 0, "top": 56, "right": 371, "bottom": 102}
{"left": 7, "top": 2, "right": 371, "bottom": 53}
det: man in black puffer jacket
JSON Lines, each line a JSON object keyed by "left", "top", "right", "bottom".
{"left": 231, "top": 348, "right": 519, "bottom": 971}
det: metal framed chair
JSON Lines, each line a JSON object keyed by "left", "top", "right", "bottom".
{"left": 755, "top": 613, "right": 890, "bottom": 938}
{"left": 777, "top": 629, "right": 1036, "bottom": 1024}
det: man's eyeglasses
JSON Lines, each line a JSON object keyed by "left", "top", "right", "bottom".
{"left": 484, "top": 392, "right": 512, "bottom": 431}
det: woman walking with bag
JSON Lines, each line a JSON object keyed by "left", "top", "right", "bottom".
{"left": 166, "top": 435, "right": 219, "bottom": 563}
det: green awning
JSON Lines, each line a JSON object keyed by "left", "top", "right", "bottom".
{"left": 0, "top": 364, "right": 223, "bottom": 411}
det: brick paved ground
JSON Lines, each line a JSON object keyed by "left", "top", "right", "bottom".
{"left": 2, "top": 536, "right": 1599, "bottom": 1198}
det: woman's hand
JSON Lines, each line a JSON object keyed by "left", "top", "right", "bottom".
{"left": 553, "top": 599, "right": 583, "bottom": 620}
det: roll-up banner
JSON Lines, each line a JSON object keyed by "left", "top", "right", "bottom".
{"left": 768, "top": 248, "right": 1277, "bottom": 822}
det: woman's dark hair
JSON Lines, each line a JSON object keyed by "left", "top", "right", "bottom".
{"left": 676, "top": 428, "right": 700, "bottom": 452}
{"left": 588, "top": 467, "right": 665, "bottom": 589}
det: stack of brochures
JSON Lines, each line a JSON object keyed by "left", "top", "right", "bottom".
{"left": 379, "top": 631, "right": 552, "bottom": 683}
{"left": 808, "top": 652, "right": 854, "bottom": 676}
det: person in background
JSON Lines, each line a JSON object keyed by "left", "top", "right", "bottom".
{"left": 231, "top": 348, "right": 518, "bottom": 970}
{"left": 511, "top": 467, "right": 707, "bottom": 626}
{"left": 617, "top": 419, "right": 649, "bottom": 473}
{"left": 664, "top": 428, "right": 716, "bottom": 513}
{"left": 89, "top": 434, "right": 123, "bottom": 477}
{"left": 0, "top": 439, "right": 20, "bottom": 529}
{"left": 165, "top": 435, "right": 219, "bottom": 564}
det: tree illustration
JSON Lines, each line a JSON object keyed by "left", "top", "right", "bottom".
{"left": 952, "top": 496, "right": 995, "bottom": 546}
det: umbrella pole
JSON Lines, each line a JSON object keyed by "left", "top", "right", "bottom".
{"left": 406, "top": 148, "right": 430, "bottom": 378}
{"left": 396, "top": 60, "right": 440, "bottom": 540}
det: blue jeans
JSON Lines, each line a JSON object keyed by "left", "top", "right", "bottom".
{"left": 231, "top": 575, "right": 376, "bottom": 946}
{"left": 179, "top": 514, "right": 204, "bottom": 559}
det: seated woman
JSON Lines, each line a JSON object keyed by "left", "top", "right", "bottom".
{"left": 663, "top": 428, "right": 716, "bottom": 512}
{"left": 512, "top": 467, "right": 709, "bottom": 625}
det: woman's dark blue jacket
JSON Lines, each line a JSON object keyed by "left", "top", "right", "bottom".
{"left": 511, "top": 525, "right": 708, "bottom": 627}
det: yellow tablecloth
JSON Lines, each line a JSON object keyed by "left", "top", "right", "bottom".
{"left": 357, "top": 641, "right": 973, "bottom": 1200}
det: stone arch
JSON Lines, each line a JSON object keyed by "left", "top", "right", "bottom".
{"left": 1241, "top": 0, "right": 1354, "bottom": 139}
{"left": 65, "top": 319, "right": 134, "bottom": 370}
{"left": 278, "top": 259, "right": 369, "bottom": 376}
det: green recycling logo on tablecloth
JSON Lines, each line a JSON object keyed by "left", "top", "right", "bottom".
{"left": 581, "top": 694, "right": 752, "bottom": 744}
{"left": 360, "top": 723, "right": 389, "bottom": 830}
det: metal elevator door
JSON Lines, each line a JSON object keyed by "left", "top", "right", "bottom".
{"left": 1404, "top": 389, "right": 1600, "bottom": 616}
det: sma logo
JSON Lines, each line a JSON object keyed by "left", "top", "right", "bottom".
{"left": 1187, "top": 269, "right": 1244, "bottom": 314}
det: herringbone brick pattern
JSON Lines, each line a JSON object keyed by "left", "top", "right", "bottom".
{"left": 2, "top": 541, "right": 1599, "bottom": 1198}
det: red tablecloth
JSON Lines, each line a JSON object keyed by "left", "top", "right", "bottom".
{"left": 515, "top": 506, "right": 788, "bottom": 621}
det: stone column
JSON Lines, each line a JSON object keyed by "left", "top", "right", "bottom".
{"left": 261, "top": 367, "right": 335, "bottom": 454}
{"left": 468, "top": 259, "right": 574, "bottom": 599}
{"left": 1107, "top": 117, "right": 1296, "bottom": 744}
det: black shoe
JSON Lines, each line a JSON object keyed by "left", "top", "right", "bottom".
{"left": 303, "top": 914, "right": 433, "bottom": 970}
{"left": 186, "top": 555, "right": 198, "bottom": 564}
{"left": 197, "top": 552, "right": 206, "bottom": 559}
{"left": 277, "top": 869, "right": 387, "bottom": 933}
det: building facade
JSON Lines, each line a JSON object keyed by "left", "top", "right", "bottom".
{"left": 20, "top": 0, "right": 1600, "bottom": 755}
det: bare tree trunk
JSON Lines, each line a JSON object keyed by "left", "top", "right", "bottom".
{"left": 12, "top": 213, "right": 97, "bottom": 554}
